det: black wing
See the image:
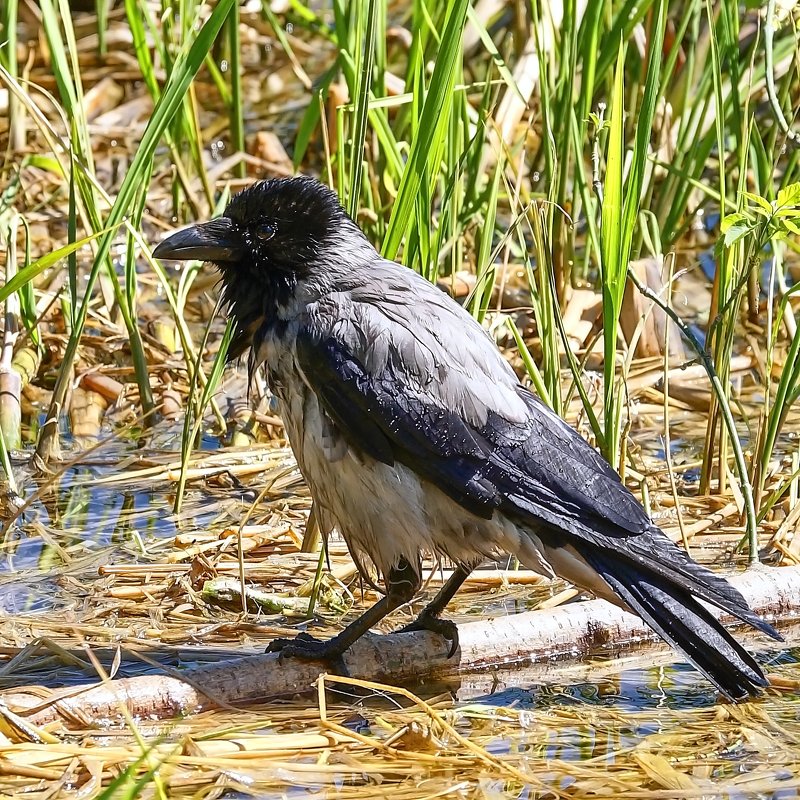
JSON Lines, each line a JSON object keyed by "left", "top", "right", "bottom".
{"left": 297, "top": 298, "right": 650, "bottom": 536}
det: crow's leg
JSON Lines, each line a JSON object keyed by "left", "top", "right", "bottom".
{"left": 267, "top": 557, "right": 421, "bottom": 667}
{"left": 395, "top": 563, "right": 473, "bottom": 657}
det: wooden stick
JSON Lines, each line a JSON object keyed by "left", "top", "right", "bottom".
{"left": 4, "top": 565, "right": 798, "bottom": 727}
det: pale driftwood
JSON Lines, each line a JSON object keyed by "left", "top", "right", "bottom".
{"left": 3, "top": 565, "right": 798, "bottom": 727}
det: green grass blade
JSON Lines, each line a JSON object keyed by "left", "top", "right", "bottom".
{"left": 0, "top": 229, "right": 114, "bottom": 305}
{"left": 227, "top": 1, "right": 245, "bottom": 180}
{"left": 381, "top": 0, "right": 469, "bottom": 261}
{"left": 599, "top": 40, "right": 626, "bottom": 466}
{"left": 348, "top": 0, "right": 379, "bottom": 218}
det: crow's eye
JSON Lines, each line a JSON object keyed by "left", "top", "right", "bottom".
{"left": 255, "top": 222, "right": 275, "bottom": 241}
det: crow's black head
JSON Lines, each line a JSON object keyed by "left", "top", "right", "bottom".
{"left": 153, "top": 176, "right": 364, "bottom": 358}
{"left": 153, "top": 176, "right": 352, "bottom": 275}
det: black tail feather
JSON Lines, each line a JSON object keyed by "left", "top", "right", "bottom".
{"left": 584, "top": 550, "right": 771, "bottom": 700}
{"left": 629, "top": 531, "right": 782, "bottom": 642}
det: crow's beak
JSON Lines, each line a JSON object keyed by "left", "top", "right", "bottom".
{"left": 153, "top": 217, "right": 243, "bottom": 262}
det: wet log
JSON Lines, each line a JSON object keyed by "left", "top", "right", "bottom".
{"left": 3, "top": 565, "right": 799, "bottom": 728}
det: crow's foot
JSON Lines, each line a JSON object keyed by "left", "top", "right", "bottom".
{"left": 397, "top": 611, "right": 460, "bottom": 658}
{"left": 266, "top": 632, "right": 349, "bottom": 674}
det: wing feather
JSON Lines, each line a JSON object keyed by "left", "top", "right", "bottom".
{"left": 296, "top": 285, "right": 649, "bottom": 535}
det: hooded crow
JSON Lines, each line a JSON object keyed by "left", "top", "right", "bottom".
{"left": 153, "top": 175, "right": 781, "bottom": 700}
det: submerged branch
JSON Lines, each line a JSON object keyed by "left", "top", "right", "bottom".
{"left": 3, "top": 565, "right": 799, "bottom": 728}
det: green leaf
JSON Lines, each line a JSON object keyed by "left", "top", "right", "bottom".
{"left": 777, "top": 182, "right": 800, "bottom": 209}
{"left": 723, "top": 221, "right": 753, "bottom": 247}
{"left": 781, "top": 217, "right": 800, "bottom": 236}
{"left": 0, "top": 228, "right": 113, "bottom": 306}
{"left": 22, "top": 154, "right": 64, "bottom": 176}
{"left": 720, "top": 211, "right": 749, "bottom": 232}
{"left": 743, "top": 190, "right": 773, "bottom": 215}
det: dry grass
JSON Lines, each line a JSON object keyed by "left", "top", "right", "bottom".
{"left": 1, "top": 662, "right": 800, "bottom": 798}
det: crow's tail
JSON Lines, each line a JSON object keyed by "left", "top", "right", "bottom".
{"left": 582, "top": 547, "right": 780, "bottom": 700}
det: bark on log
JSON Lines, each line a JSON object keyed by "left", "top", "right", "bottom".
{"left": 4, "top": 565, "right": 798, "bottom": 728}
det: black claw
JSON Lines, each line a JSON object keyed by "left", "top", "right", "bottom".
{"left": 266, "top": 632, "right": 350, "bottom": 675}
{"left": 397, "top": 611, "right": 460, "bottom": 658}
{"left": 266, "top": 631, "right": 318, "bottom": 654}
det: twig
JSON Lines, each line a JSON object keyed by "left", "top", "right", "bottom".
{"left": 2, "top": 565, "right": 796, "bottom": 726}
